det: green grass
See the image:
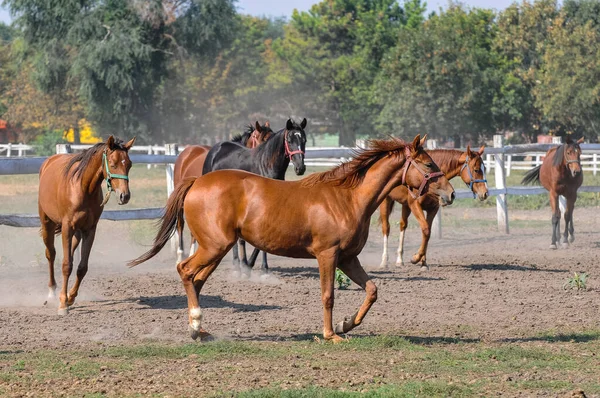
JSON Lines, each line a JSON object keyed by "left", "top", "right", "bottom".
{"left": 3, "top": 332, "right": 599, "bottom": 397}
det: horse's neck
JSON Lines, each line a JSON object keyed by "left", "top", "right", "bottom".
{"left": 80, "top": 152, "right": 104, "bottom": 195}
{"left": 255, "top": 132, "right": 289, "bottom": 180}
{"left": 430, "top": 150, "right": 463, "bottom": 180}
{"left": 353, "top": 156, "right": 407, "bottom": 216}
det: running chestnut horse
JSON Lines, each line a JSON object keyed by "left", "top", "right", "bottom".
{"left": 129, "top": 135, "right": 455, "bottom": 342}
{"left": 39, "top": 136, "right": 135, "bottom": 315}
{"left": 379, "top": 146, "right": 488, "bottom": 269}
{"left": 522, "top": 138, "right": 584, "bottom": 249}
{"left": 173, "top": 121, "right": 274, "bottom": 263}
{"left": 201, "top": 118, "right": 307, "bottom": 274}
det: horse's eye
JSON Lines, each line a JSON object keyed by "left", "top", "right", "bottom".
{"left": 425, "top": 163, "right": 433, "bottom": 168}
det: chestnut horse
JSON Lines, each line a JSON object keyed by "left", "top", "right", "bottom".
{"left": 173, "top": 121, "right": 273, "bottom": 263}
{"left": 39, "top": 136, "right": 135, "bottom": 315}
{"left": 379, "top": 146, "right": 489, "bottom": 269}
{"left": 522, "top": 138, "right": 584, "bottom": 249}
{"left": 129, "top": 135, "right": 455, "bottom": 342}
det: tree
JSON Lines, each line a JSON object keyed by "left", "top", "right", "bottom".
{"left": 536, "top": 12, "right": 600, "bottom": 141}
{"left": 3, "top": 0, "right": 238, "bottom": 141}
{"left": 375, "top": 4, "right": 499, "bottom": 145}
{"left": 273, "top": 0, "right": 405, "bottom": 146}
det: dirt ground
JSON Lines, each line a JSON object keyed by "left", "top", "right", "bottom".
{"left": 1, "top": 205, "right": 600, "bottom": 396}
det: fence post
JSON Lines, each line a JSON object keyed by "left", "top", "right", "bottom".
{"left": 494, "top": 135, "right": 509, "bottom": 234}
{"left": 147, "top": 146, "right": 152, "bottom": 170}
{"left": 17, "top": 143, "right": 24, "bottom": 157}
{"left": 6, "top": 143, "right": 11, "bottom": 157}
{"left": 428, "top": 140, "right": 442, "bottom": 239}
{"left": 552, "top": 136, "right": 562, "bottom": 145}
{"left": 486, "top": 154, "right": 492, "bottom": 171}
{"left": 506, "top": 155, "right": 512, "bottom": 177}
{"left": 56, "top": 144, "right": 72, "bottom": 154}
{"left": 593, "top": 154, "right": 598, "bottom": 176}
{"left": 165, "top": 143, "right": 179, "bottom": 252}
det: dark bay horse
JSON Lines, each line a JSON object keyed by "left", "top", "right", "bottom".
{"left": 173, "top": 121, "right": 273, "bottom": 263}
{"left": 129, "top": 135, "right": 455, "bottom": 342}
{"left": 39, "top": 136, "right": 135, "bottom": 314}
{"left": 379, "top": 146, "right": 488, "bottom": 269}
{"left": 522, "top": 138, "right": 584, "bottom": 249}
{"left": 201, "top": 118, "right": 308, "bottom": 274}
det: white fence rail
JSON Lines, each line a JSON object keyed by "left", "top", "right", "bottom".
{"left": 2, "top": 138, "right": 600, "bottom": 240}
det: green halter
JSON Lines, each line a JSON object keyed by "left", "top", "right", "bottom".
{"left": 102, "top": 151, "right": 129, "bottom": 192}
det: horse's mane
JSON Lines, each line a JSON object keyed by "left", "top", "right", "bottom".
{"left": 300, "top": 137, "right": 409, "bottom": 189}
{"left": 428, "top": 149, "right": 464, "bottom": 173}
{"left": 552, "top": 139, "right": 580, "bottom": 168}
{"left": 231, "top": 125, "right": 255, "bottom": 146}
{"left": 64, "top": 139, "right": 127, "bottom": 178}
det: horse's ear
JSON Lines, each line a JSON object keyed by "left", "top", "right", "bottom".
{"left": 255, "top": 121, "right": 261, "bottom": 132}
{"left": 466, "top": 145, "right": 472, "bottom": 156}
{"left": 106, "top": 135, "right": 115, "bottom": 149}
{"left": 478, "top": 145, "right": 485, "bottom": 155}
{"left": 411, "top": 134, "right": 422, "bottom": 152}
{"left": 300, "top": 118, "right": 307, "bottom": 130}
{"left": 286, "top": 119, "right": 294, "bottom": 131}
{"left": 577, "top": 137, "right": 585, "bottom": 144}
{"left": 264, "top": 120, "right": 270, "bottom": 128}
{"left": 124, "top": 137, "right": 136, "bottom": 150}
{"left": 420, "top": 134, "right": 427, "bottom": 148}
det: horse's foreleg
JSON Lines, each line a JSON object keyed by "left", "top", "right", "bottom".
{"left": 418, "top": 205, "right": 440, "bottom": 269}
{"left": 549, "top": 192, "right": 560, "bottom": 249}
{"left": 396, "top": 204, "right": 411, "bottom": 267}
{"left": 334, "top": 257, "right": 377, "bottom": 336}
{"left": 40, "top": 217, "right": 57, "bottom": 301}
{"left": 409, "top": 201, "right": 429, "bottom": 268}
{"left": 564, "top": 194, "right": 576, "bottom": 244}
{"left": 67, "top": 226, "right": 96, "bottom": 307}
{"left": 261, "top": 251, "right": 269, "bottom": 274}
{"left": 317, "top": 249, "right": 342, "bottom": 343}
{"left": 378, "top": 197, "right": 394, "bottom": 269}
{"left": 58, "top": 224, "right": 74, "bottom": 315}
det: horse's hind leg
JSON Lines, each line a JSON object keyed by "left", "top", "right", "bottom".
{"left": 58, "top": 224, "right": 74, "bottom": 315}
{"left": 178, "top": 246, "right": 229, "bottom": 340}
{"left": 378, "top": 196, "right": 393, "bottom": 269}
{"left": 396, "top": 203, "right": 411, "bottom": 266}
{"left": 549, "top": 192, "right": 560, "bottom": 249}
{"left": 334, "top": 256, "right": 377, "bottom": 337}
{"left": 417, "top": 205, "right": 439, "bottom": 270}
{"left": 563, "top": 194, "right": 576, "bottom": 244}
{"left": 40, "top": 215, "right": 57, "bottom": 301}
{"left": 67, "top": 225, "right": 96, "bottom": 307}
{"left": 260, "top": 251, "right": 269, "bottom": 275}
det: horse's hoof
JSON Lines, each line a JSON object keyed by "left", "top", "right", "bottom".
{"left": 325, "top": 334, "right": 345, "bottom": 344}
{"left": 57, "top": 307, "right": 68, "bottom": 316}
{"left": 569, "top": 235, "right": 575, "bottom": 243}
{"left": 199, "top": 330, "right": 214, "bottom": 342}
{"left": 378, "top": 262, "right": 388, "bottom": 270}
{"left": 189, "top": 326, "right": 200, "bottom": 340}
{"left": 549, "top": 244, "right": 557, "bottom": 250}
{"left": 420, "top": 265, "right": 429, "bottom": 271}
{"left": 410, "top": 254, "right": 423, "bottom": 265}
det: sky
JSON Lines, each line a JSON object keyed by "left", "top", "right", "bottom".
{"left": 0, "top": 1, "right": 518, "bottom": 25}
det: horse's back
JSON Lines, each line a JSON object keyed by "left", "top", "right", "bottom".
{"left": 174, "top": 145, "right": 211, "bottom": 187}
{"left": 202, "top": 141, "right": 250, "bottom": 175}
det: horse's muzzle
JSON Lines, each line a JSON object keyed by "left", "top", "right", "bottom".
{"left": 118, "top": 192, "right": 131, "bottom": 205}
{"left": 295, "top": 165, "right": 306, "bottom": 175}
{"left": 439, "top": 191, "right": 455, "bottom": 206}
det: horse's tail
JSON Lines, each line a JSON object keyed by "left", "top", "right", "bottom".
{"left": 521, "top": 165, "right": 541, "bottom": 185}
{"left": 128, "top": 177, "right": 196, "bottom": 267}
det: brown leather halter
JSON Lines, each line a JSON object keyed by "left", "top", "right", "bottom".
{"left": 284, "top": 129, "right": 304, "bottom": 159}
{"left": 401, "top": 146, "right": 445, "bottom": 199}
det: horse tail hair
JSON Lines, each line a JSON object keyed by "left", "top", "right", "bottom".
{"left": 128, "top": 177, "right": 196, "bottom": 267}
{"left": 521, "top": 165, "right": 541, "bottom": 185}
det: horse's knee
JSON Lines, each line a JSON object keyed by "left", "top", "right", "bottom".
{"left": 422, "top": 227, "right": 430, "bottom": 238}
{"left": 552, "top": 213, "right": 560, "bottom": 224}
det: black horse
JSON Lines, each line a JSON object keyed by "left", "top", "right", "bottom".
{"left": 202, "top": 118, "right": 308, "bottom": 274}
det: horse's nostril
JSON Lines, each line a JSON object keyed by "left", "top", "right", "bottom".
{"left": 451, "top": 192, "right": 456, "bottom": 201}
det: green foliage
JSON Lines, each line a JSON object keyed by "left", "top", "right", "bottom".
{"left": 564, "top": 272, "right": 589, "bottom": 291}
{"left": 33, "top": 130, "right": 65, "bottom": 156}
{"left": 335, "top": 268, "right": 351, "bottom": 290}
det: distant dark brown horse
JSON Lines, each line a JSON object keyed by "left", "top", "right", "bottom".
{"left": 522, "top": 138, "right": 584, "bottom": 249}
{"left": 173, "top": 121, "right": 273, "bottom": 263}
{"left": 39, "top": 136, "right": 135, "bottom": 314}
{"left": 129, "top": 135, "right": 455, "bottom": 342}
{"left": 379, "top": 146, "right": 488, "bottom": 269}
